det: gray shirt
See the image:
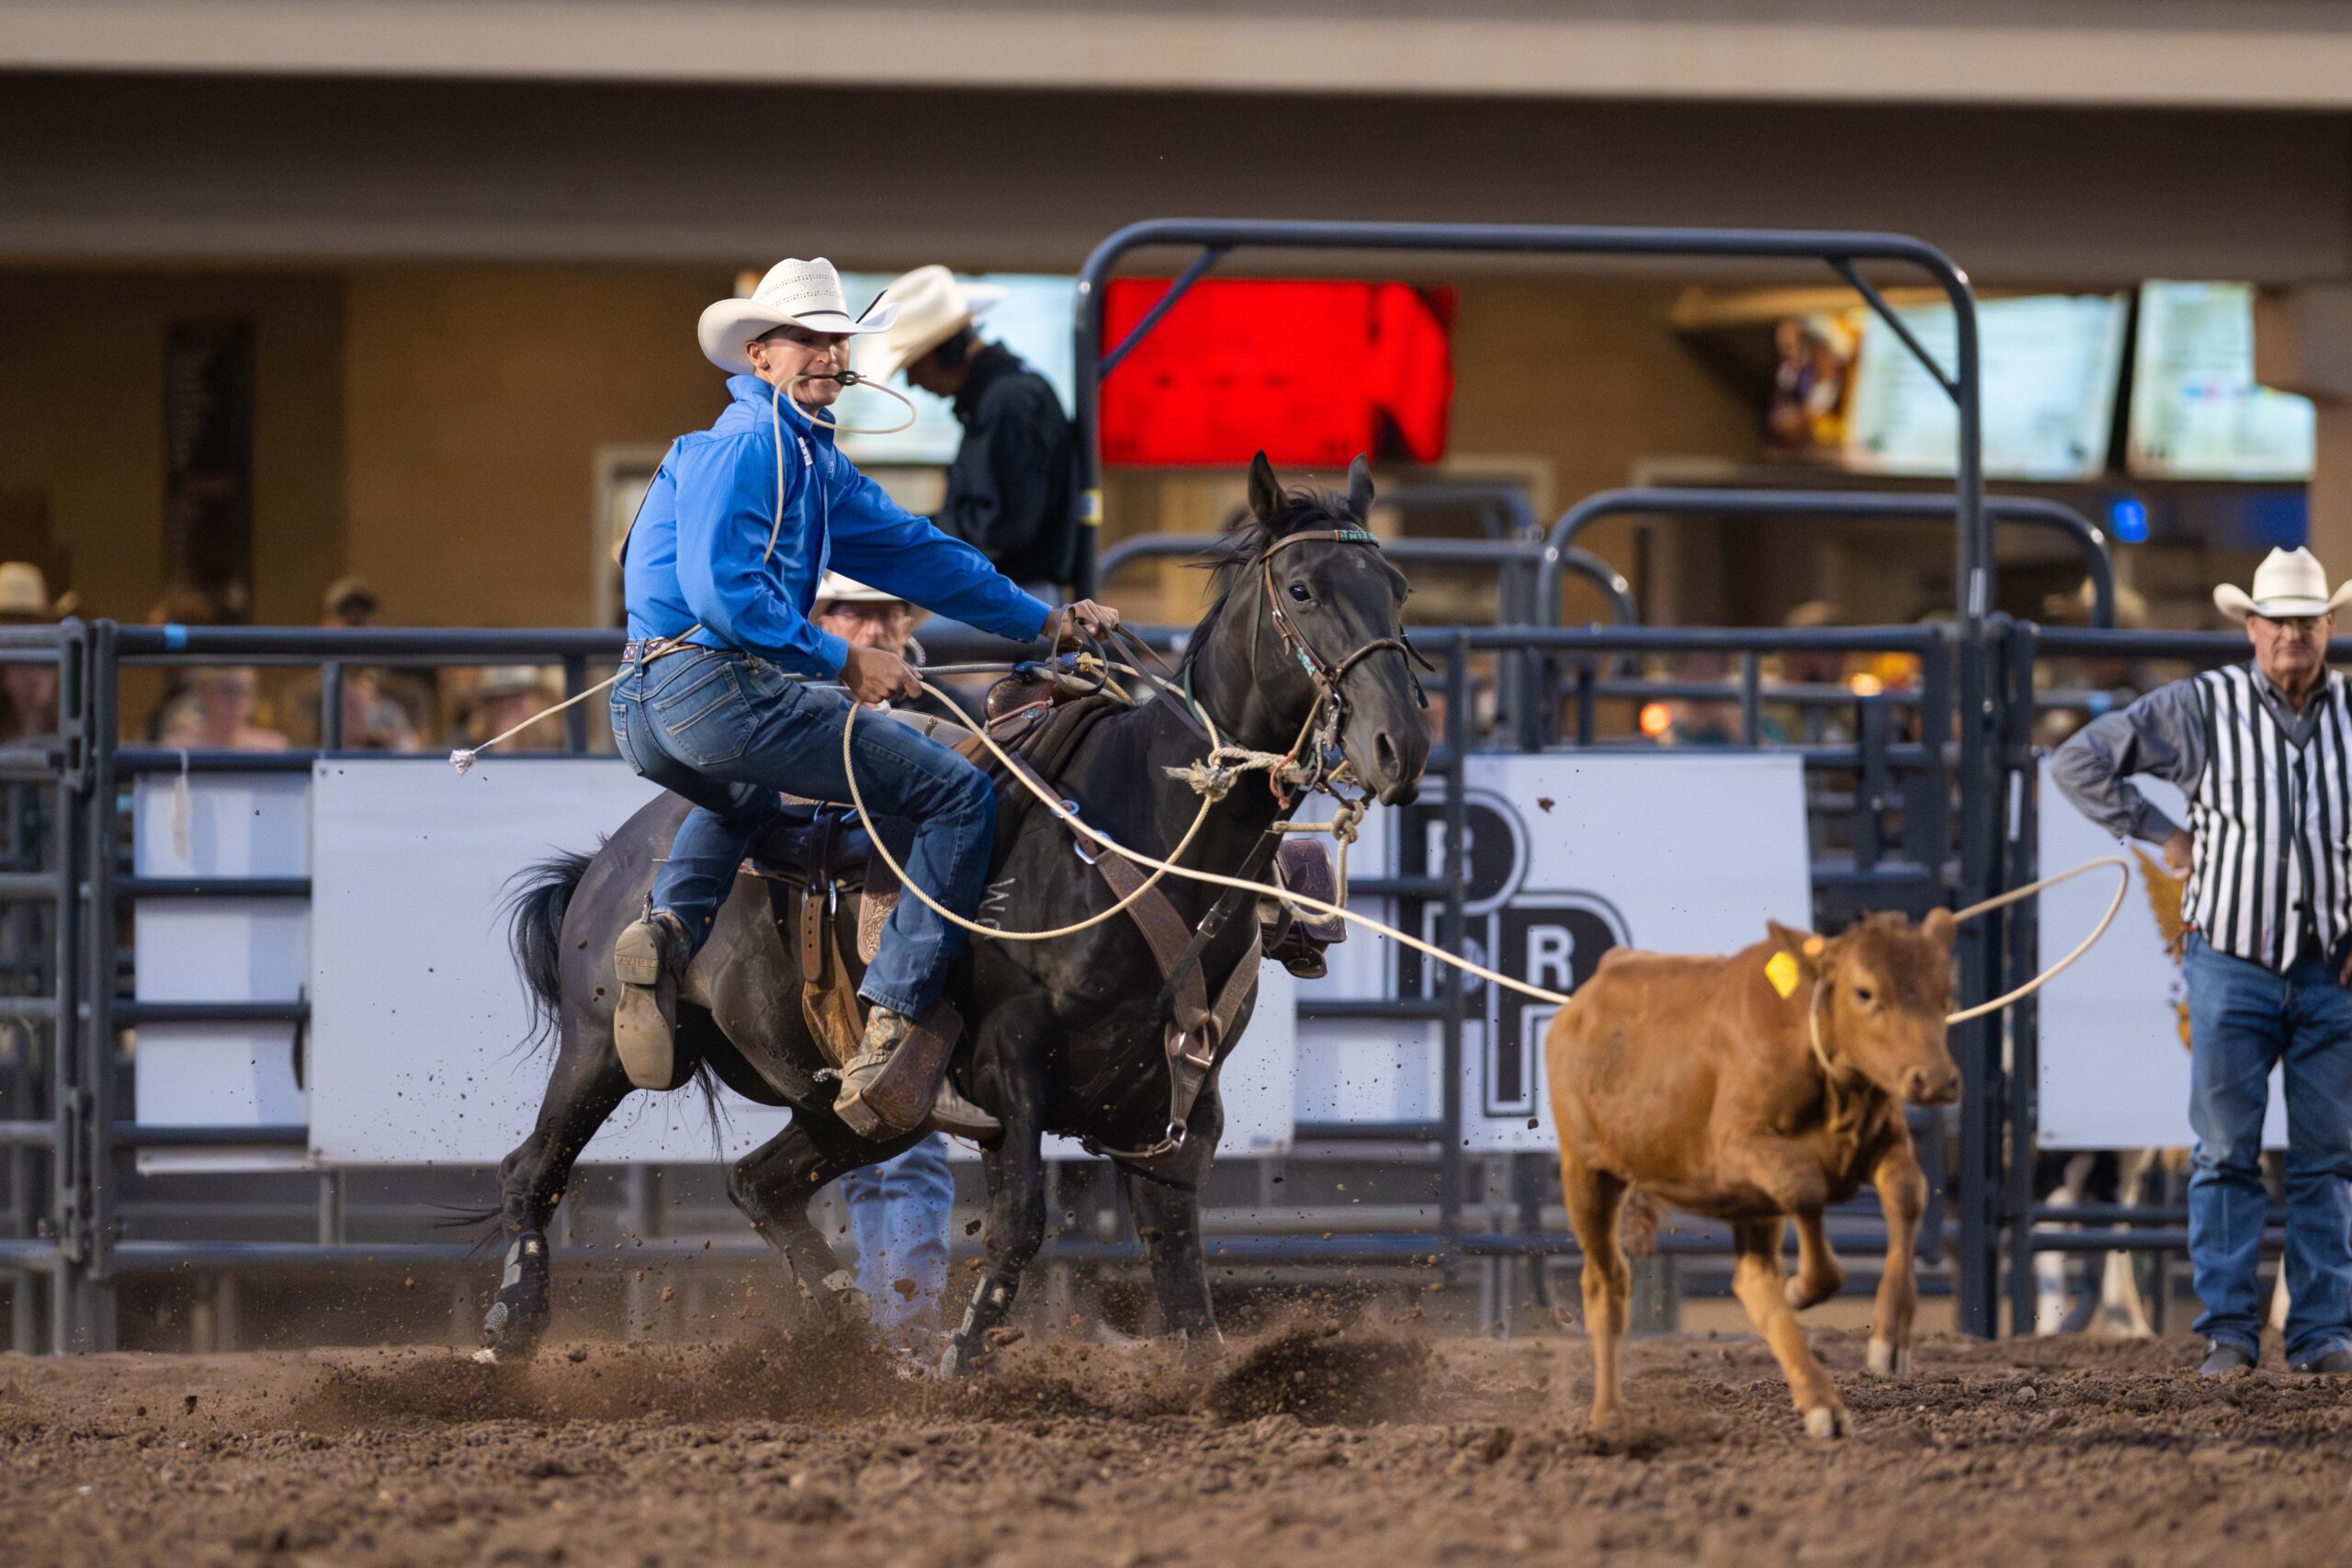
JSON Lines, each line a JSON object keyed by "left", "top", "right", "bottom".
{"left": 2050, "top": 660, "right": 2330, "bottom": 844}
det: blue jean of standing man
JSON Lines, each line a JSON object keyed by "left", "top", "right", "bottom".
{"left": 838, "top": 1134, "right": 955, "bottom": 1348}
{"left": 2185, "top": 932, "right": 2352, "bottom": 1366}
{"left": 608, "top": 647, "right": 993, "bottom": 1019}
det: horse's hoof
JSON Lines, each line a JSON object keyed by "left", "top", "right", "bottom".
{"left": 1865, "top": 1337, "right": 1912, "bottom": 1380}
{"left": 1803, "top": 1404, "right": 1852, "bottom": 1439}
{"left": 811, "top": 1269, "right": 872, "bottom": 1327}
{"left": 481, "top": 1232, "right": 550, "bottom": 1359}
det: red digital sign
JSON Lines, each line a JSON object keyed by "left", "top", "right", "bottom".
{"left": 1100, "top": 279, "right": 1455, "bottom": 468}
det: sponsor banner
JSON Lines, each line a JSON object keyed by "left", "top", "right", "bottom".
{"left": 1298, "top": 753, "right": 1813, "bottom": 1150}
{"left": 2037, "top": 763, "right": 2285, "bottom": 1149}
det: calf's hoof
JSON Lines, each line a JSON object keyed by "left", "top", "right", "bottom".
{"left": 1785, "top": 1273, "right": 1843, "bottom": 1312}
{"left": 1802, "top": 1404, "right": 1852, "bottom": 1439}
{"left": 1865, "top": 1337, "right": 1912, "bottom": 1379}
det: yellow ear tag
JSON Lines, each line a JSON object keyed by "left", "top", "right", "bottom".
{"left": 1765, "top": 951, "right": 1801, "bottom": 998}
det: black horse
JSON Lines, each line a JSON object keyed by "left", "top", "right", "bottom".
{"left": 482, "top": 453, "right": 1430, "bottom": 1367}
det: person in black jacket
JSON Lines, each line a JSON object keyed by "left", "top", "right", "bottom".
{"left": 871, "top": 266, "right": 1076, "bottom": 594}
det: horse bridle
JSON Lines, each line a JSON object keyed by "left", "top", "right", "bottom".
{"left": 1250, "top": 526, "right": 1431, "bottom": 798}
{"left": 1261, "top": 526, "right": 1430, "bottom": 691}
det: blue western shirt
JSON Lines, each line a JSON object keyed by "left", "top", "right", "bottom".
{"left": 623, "top": 375, "right": 1051, "bottom": 676}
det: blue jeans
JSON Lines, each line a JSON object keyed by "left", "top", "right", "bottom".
{"left": 2185, "top": 932, "right": 2352, "bottom": 1364}
{"left": 838, "top": 1133, "right": 954, "bottom": 1344}
{"left": 608, "top": 647, "right": 996, "bottom": 1018}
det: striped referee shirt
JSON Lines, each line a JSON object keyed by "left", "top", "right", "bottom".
{"left": 2052, "top": 660, "right": 2352, "bottom": 971}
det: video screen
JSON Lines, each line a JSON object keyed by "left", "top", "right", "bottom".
{"left": 2126, "top": 281, "right": 2314, "bottom": 481}
{"left": 1842, "top": 293, "right": 2130, "bottom": 481}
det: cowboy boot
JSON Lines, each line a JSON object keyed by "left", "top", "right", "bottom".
{"left": 834, "top": 1002, "right": 999, "bottom": 1140}
{"left": 612, "top": 909, "right": 691, "bottom": 1089}
{"left": 926, "top": 1075, "right": 1002, "bottom": 1141}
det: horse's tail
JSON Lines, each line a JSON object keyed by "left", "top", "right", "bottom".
{"left": 503, "top": 846, "right": 596, "bottom": 1052}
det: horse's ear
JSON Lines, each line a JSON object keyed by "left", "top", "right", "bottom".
{"left": 1246, "top": 451, "right": 1283, "bottom": 524}
{"left": 1346, "top": 454, "right": 1374, "bottom": 523}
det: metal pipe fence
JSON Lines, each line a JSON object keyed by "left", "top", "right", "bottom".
{"left": 0, "top": 580, "right": 2215, "bottom": 1350}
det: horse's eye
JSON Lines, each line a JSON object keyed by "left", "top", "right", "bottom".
{"left": 1287, "top": 582, "right": 1311, "bottom": 604}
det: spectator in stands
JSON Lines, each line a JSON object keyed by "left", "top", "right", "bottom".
{"left": 0, "top": 563, "right": 68, "bottom": 743}
{"left": 1768, "top": 599, "right": 1855, "bottom": 746}
{"left": 869, "top": 266, "right": 1077, "bottom": 597}
{"left": 2054, "top": 547, "right": 2352, "bottom": 1378}
{"left": 160, "top": 667, "right": 289, "bottom": 751}
{"left": 141, "top": 585, "right": 223, "bottom": 742}
{"left": 463, "top": 666, "right": 567, "bottom": 752}
{"left": 288, "top": 577, "right": 425, "bottom": 750}
{"left": 812, "top": 570, "right": 956, "bottom": 1354}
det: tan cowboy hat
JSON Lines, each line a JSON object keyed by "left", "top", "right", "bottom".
{"left": 2212, "top": 547, "right": 2352, "bottom": 620}
{"left": 812, "top": 572, "right": 907, "bottom": 608}
{"left": 476, "top": 664, "right": 559, "bottom": 702}
{"left": 0, "top": 561, "right": 74, "bottom": 622}
{"left": 696, "top": 258, "right": 899, "bottom": 376}
{"left": 322, "top": 573, "right": 378, "bottom": 616}
{"left": 864, "top": 265, "right": 1010, "bottom": 380}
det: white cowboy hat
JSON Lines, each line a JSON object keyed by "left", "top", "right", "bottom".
{"left": 696, "top": 258, "right": 899, "bottom": 376}
{"left": 2212, "top": 547, "right": 2352, "bottom": 620}
{"left": 812, "top": 572, "right": 906, "bottom": 607}
{"left": 863, "top": 265, "right": 1010, "bottom": 380}
{"left": 0, "top": 561, "right": 73, "bottom": 621}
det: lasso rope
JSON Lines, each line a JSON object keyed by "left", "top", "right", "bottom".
{"left": 847, "top": 679, "right": 2132, "bottom": 1021}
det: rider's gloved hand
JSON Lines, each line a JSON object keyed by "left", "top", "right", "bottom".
{"left": 840, "top": 644, "right": 922, "bottom": 705}
{"left": 1046, "top": 599, "right": 1122, "bottom": 650}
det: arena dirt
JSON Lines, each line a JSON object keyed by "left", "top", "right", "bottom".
{"left": 4, "top": 1323, "right": 2349, "bottom": 1567}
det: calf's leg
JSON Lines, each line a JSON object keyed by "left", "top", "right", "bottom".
{"left": 1560, "top": 1154, "right": 1632, "bottom": 1429}
{"left": 1867, "top": 1132, "right": 1928, "bottom": 1379}
{"left": 1732, "top": 1217, "right": 1851, "bottom": 1438}
{"left": 1785, "top": 1208, "right": 1846, "bottom": 1310}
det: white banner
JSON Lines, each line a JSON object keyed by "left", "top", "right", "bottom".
{"left": 2036, "top": 762, "right": 2285, "bottom": 1149}
{"left": 1297, "top": 752, "right": 1814, "bottom": 1150}
{"left": 307, "top": 758, "right": 1294, "bottom": 1166}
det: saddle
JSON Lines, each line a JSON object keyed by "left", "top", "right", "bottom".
{"left": 737, "top": 663, "right": 1349, "bottom": 1125}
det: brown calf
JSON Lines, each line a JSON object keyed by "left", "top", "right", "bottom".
{"left": 1544, "top": 910, "right": 1962, "bottom": 1438}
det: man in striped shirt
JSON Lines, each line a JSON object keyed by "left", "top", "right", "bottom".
{"left": 2054, "top": 547, "right": 2352, "bottom": 1378}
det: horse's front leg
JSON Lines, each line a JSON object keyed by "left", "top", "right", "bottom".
{"left": 944, "top": 1009, "right": 1049, "bottom": 1375}
{"left": 1123, "top": 1086, "right": 1223, "bottom": 1348}
{"left": 482, "top": 1005, "right": 633, "bottom": 1359}
{"left": 729, "top": 1111, "right": 921, "bottom": 1326}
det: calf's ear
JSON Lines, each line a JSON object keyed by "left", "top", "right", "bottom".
{"left": 1921, "top": 908, "right": 1957, "bottom": 949}
{"left": 1766, "top": 919, "right": 1830, "bottom": 977}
